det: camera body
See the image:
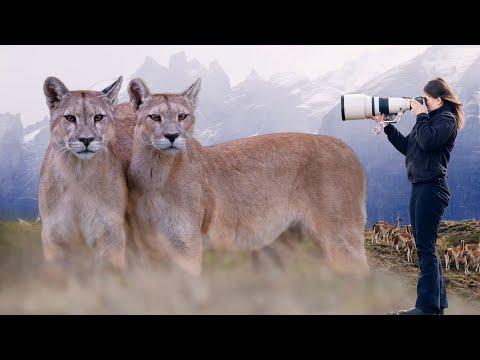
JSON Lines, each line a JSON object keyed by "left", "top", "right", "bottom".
{"left": 414, "top": 96, "right": 425, "bottom": 105}
{"left": 341, "top": 94, "right": 425, "bottom": 121}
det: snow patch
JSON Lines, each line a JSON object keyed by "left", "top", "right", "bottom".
{"left": 270, "top": 72, "right": 307, "bottom": 88}
{"left": 244, "top": 104, "right": 265, "bottom": 110}
{"left": 23, "top": 128, "right": 41, "bottom": 143}
{"left": 421, "top": 47, "right": 480, "bottom": 83}
{"left": 225, "top": 93, "right": 247, "bottom": 102}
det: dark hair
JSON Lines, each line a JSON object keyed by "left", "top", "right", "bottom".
{"left": 424, "top": 78, "right": 464, "bottom": 129}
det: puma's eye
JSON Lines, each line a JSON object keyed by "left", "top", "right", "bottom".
{"left": 64, "top": 115, "right": 76, "bottom": 123}
{"left": 178, "top": 113, "right": 189, "bottom": 121}
{"left": 94, "top": 114, "right": 104, "bottom": 122}
{"left": 148, "top": 114, "right": 161, "bottom": 122}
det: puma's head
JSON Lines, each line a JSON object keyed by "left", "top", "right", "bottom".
{"left": 43, "top": 76, "right": 123, "bottom": 160}
{"left": 127, "top": 78, "right": 201, "bottom": 154}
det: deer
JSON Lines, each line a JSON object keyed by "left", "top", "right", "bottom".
{"left": 461, "top": 240, "right": 480, "bottom": 253}
{"left": 372, "top": 220, "right": 391, "bottom": 245}
{"left": 405, "top": 236, "right": 416, "bottom": 263}
{"left": 459, "top": 241, "right": 480, "bottom": 274}
{"left": 392, "top": 227, "right": 415, "bottom": 262}
{"left": 385, "top": 216, "right": 402, "bottom": 245}
{"left": 444, "top": 245, "right": 463, "bottom": 271}
{"left": 405, "top": 224, "right": 412, "bottom": 236}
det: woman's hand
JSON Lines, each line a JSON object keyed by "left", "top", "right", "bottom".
{"left": 367, "top": 114, "right": 385, "bottom": 123}
{"left": 411, "top": 99, "right": 428, "bottom": 116}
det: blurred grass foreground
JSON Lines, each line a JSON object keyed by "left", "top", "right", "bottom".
{"left": 0, "top": 220, "right": 479, "bottom": 314}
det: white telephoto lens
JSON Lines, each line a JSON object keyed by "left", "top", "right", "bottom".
{"left": 341, "top": 94, "right": 413, "bottom": 120}
{"left": 341, "top": 94, "right": 372, "bottom": 120}
{"left": 388, "top": 97, "right": 412, "bottom": 114}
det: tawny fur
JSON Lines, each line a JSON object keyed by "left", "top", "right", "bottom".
{"left": 459, "top": 241, "right": 480, "bottom": 274}
{"left": 39, "top": 77, "right": 133, "bottom": 272}
{"left": 461, "top": 240, "right": 480, "bottom": 253}
{"left": 390, "top": 224, "right": 411, "bottom": 245}
{"left": 385, "top": 218, "right": 402, "bottom": 245}
{"left": 405, "top": 237, "right": 416, "bottom": 263}
{"left": 122, "top": 78, "right": 370, "bottom": 276}
{"left": 392, "top": 229, "right": 415, "bottom": 262}
{"left": 459, "top": 249, "right": 480, "bottom": 275}
{"left": 372, "top": 222, "right": 391, "bottom": 245}
{"left": 444, "top": 245, "right": 462, "bottom": 271}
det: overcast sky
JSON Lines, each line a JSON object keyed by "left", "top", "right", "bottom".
{"left": 1, "top": 45, "right": 430, "bottom": 126}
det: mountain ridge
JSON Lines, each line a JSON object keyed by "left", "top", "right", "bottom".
{"left": 2, "top": 46, "right": 478, "bottom": 224}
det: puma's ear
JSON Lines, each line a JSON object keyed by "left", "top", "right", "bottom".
{"left": 43, "top": 77, "right": 69, "bottom": 110}
{"left": 182, "top": 78, "right": 201, "bottom": 108}
{"left": 128, "top": 78, "right": 151, "bottom": 111}
{"left": 101, "top": 76, "right": 123, "bottom": 106}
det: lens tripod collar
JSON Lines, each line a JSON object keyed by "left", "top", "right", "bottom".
{"left": 371, "top": 112, "right": 404, "bottom": 135}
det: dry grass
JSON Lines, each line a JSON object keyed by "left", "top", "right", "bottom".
{"left": 0, "top": 221, "right": 479, "bottom": 314}
{"left": 366, "top": 220, "right": 480, "bottom": 305}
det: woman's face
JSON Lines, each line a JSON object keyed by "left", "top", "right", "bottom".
{"left": 424, "top": 92, "right": 443, "bottom": 112}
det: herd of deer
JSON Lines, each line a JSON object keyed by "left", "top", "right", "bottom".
{"left": 371, "top": 217, "right": 416, "bottom": 263}
{"left": 444, "top": 240, "right": 480, "bottom": 275}
{"left": 372, "top": 217, "right": 480, "bottom": 275}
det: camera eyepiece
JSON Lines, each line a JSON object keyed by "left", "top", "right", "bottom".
{"left": 414, "top": 96, "right": 425, "bottom": 105}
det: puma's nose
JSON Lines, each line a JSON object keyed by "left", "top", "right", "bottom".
{"left": 79, "top": 137, "right": 95, "bottom": 147}
{"left": 164, "top": 133, "right": 179, "bottom": 143}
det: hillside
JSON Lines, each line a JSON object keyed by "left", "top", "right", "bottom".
{"left": 365, "top": 219, "right": 480, "bottom": 303}
{"left": 0, "top": 219, "right": 479, "bottom": 314}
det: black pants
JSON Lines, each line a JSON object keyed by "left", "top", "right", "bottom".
{"left": 410, "top": 179, "right": 450, "bottom": 312}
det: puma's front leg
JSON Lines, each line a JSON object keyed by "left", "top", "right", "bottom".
{"left": 170, "top": 240, "right": 203, "bottom": 276}
{"left": 41, "top": 226, "right": 73, "bottom": 282}
{"left": 92, "top": 224, "right": 127, "bottom": 273}
{"left": 127, "top": 211, "right": 152, "bottom": 268}
{"left": 147, "top": 231, "right": 203, "bottom": 276}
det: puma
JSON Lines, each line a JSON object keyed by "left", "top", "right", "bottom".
{"left": 39, "top": 76, "right": 132, "bottom": 272}
{"left": 124, "top": 78, "right": 370, "bottom": 276}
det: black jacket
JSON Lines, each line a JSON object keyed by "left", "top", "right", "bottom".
{"left": 383, "top": 102, "right": 457, "bottom": 184}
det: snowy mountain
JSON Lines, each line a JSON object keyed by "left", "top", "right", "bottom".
{"left": 0, "top": 113, "right": 27, "bottom": 219}
{"left": 3, "top": 46, "right": 476, "bottom": 221}
{"left": 295, "top": 48, "right": 425, "bottom": 124}
{"left": 0, "top": 115, "right": 49, "bottom": 220}
{"left": 320, "top": 45, "right": 480, "bottom": 226}
{"left": 124, "top": 52, "right": 395, "bottom": 143}
{"left": 22, "top": 117, "right": 50, "bottom": 214}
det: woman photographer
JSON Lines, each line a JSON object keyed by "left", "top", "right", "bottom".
{"left": 372, "top": 78, "right": 464, "bottom": 315}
